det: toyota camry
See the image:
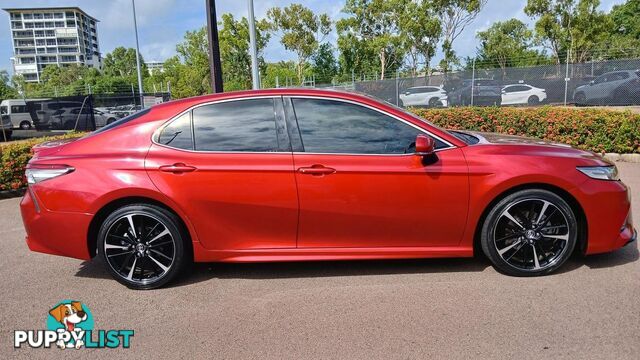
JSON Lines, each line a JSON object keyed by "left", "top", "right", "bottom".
{"left": 20, "top": 89, "right": 636, "bottom": 289}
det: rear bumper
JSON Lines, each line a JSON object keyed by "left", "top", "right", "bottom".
{"left": 472, "top": 96, "right": 501, "bottom": 105}
{"left": 20, "top": 188, "right": 93, "bottom": 260}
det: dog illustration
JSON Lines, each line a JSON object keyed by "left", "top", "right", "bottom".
{"left": 49, "top": 301, "right": 88, "bottom": 349}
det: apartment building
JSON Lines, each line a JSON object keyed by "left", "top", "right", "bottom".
{"left": 4, "top": 7, "right": 101, "bottom": 82}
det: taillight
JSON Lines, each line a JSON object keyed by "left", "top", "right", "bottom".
{"left": 26, "top": 165, "right": 74, "bottom": 184}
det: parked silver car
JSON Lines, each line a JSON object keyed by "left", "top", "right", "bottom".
{"left": 573, "top": 70, "right": 640, "bottom": 105}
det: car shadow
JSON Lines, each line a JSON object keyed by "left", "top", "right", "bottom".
{"left": 74, "top": 256, "right": 492, "bottom": 286}
{"left": 73, "top": 242, "right": 638, "bottom": 288}
{"left": 557, "top": 242, "right": 639, "bottom": 274}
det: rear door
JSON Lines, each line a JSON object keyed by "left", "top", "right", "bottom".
{"left": 145, "top": 97, "right": 299, "bottom": 250}
{"left": 286, "top": 96, "right": 469, "bottom": 249}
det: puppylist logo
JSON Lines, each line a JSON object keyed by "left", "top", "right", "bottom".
{"left": 14, "top": 300, "right": 134, "bottom": 349}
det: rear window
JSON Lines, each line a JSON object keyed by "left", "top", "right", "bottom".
{"left": 91, "top": 108, "right": 150, "bottom": 135}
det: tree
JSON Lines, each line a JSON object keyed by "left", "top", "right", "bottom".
{"left": 525, "top": 0, "right": 611, "bottom": 64}
{"left": 610, "top": 0, "right": 640, "bottom": 40}
{"left": 475, "top": 19, "right": 545, "bottom": 77}
{"left": 311, "top": 43, "right": 339, "bottom": 83}
{"left": 267, "top": 4, "right": 331, "bottom": 83}
{"left": 102, "top": 47, "right": 147, "bottom": 78}
{"left": 338, "top": 0, "right": 408, "bottom": 80}
{"left": 434, "top": 0, "right": 487, "bottom": 72}
{"left": 399, "top": 1, "right": 441, "bottom": 76}
{"left": 0, "top": 70, "right": 18, "bottom": 100}
{"left": 262, "top": 61, "right": 299, "bottom": 88}
{"left": 336, "top": 31, "right": 379, "bottom": 81}
{"left": 218, "top": 13, "right": 270, "bottom": 91}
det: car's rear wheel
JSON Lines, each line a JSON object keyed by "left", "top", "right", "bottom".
{"left": 97, "top": 204, "right": 189, "bottom": 289}
{"left": 428, "top": 97, "right": 440, "bottom": 107}
{"left": 527, "top": 95, "right": 539, "bottom": 105}
{"left": 574, "top": 93, "right": 587, "bottom": 106}
{"left": 20, "top": 121, "right": 31, "bottom": 130}
{"left": 481, "top": 189, "right": 577, "bottom": 276}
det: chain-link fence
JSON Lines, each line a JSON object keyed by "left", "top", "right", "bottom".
{"left": 313, "top": 57, "right": 640, "bottom": 109}
{"left": 1, "top": 83, "right": 170, "bottom": 141}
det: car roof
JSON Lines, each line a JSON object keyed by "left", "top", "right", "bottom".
{"left": 152, "top": 88, "right": 384, "bottom": 112}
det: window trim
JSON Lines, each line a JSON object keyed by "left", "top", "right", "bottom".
{"left": 152, "top": 95, "right": 290, "bottom": 154}
{"left": 286, "top": 95, "right": 455, "bottom": 156}
{"left": 152, "top": 94, "right": 456, "bottom": 155}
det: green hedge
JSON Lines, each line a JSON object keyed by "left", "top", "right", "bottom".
{"left": 410, "top": 106, "right": 640, "bottom": 154}
{"left": 0, "top": 133, "right": 85, "bottom": 191}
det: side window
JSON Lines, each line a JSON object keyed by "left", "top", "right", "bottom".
{"left": 594, "top": 75, "right": 607, "bottom": 84}
{"left": 11, "top": 105, "right": 27, "bottom": 113}
{"left": 158, "top": 112, "right": 193, "bottom": 150}
{"left": 291, "top": 98, "right": 446, "bottom": 154}
{"left": 192, "top": 98, "right": 279, "bottom": 152}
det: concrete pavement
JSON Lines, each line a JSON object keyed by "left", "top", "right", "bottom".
{"left": 1, "top": 163, "right": 639, "bottom": 359}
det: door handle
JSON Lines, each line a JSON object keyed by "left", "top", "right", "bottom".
{"left": 159, "top": 163, "right": 197, "bottom": 173}
{"left": 297, "top": 165, "right": 336, "bottom": 176}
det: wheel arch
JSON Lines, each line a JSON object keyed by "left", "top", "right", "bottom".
{"left": 87, "top": 196, "right": 194, "bottom": 259}
{"left": 473, "top": 182, "right": 588, "bottom": 257}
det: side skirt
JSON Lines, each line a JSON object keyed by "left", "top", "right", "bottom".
{"left": 192, "top": 243, "right": 474, "bottom": 263}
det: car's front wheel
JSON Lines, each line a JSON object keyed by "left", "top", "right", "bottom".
{"left": 481, "top": 189, "right": 577, "bottom": 276}
{"left": 97, "top": 204, "right": 190, "bottom": 289}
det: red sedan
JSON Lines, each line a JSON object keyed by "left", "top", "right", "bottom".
{"left": 20, "top": 89, "right": 636, "bottom": 289}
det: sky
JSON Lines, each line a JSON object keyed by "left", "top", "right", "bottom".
{"left": 0, "top": 0, "right": 627, "bottom": 75}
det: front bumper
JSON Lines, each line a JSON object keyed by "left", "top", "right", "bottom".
{"left": 571, "top": 178, "right": 635, "bottom": 254}
{"left": 20, "top": 188, "right": 93, "bottom": 260}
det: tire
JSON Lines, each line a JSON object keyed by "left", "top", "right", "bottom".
{"left": 97, "top": 204, "right": 190, "bottom": 289}
{"left": 480, "top": 189, "right": 577, "bottom": 276}
{"left": 106, "top": 117, "right": 117, "bottom": 125}
{"left": 428, "top": 97, "right": 440, "bottom": 108}
{"left": 574, "top": 93, "right": 587, "bottom": 106}
{"left": 20, "top": 121, "right": 31, "bottom": 130}
{"left": 527, "top": 95, "right": 539, "bottom": 106}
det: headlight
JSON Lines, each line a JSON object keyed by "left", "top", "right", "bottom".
{"left": 576, "top": 166, "right": 619, "bottom": 181}
{"left": 26, "top": 165, "right": 75, "bottom": 184}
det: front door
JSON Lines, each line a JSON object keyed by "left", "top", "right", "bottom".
{"left": 146, "top": 97, "right": 298, "bottom": 250}
{"left": 286, "top": 97, "right": 469, "bottom": 248}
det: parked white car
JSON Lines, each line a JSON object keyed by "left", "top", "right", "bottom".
{"left": 501, "top": 84, "right": 547, "bottom": 105}
{"left": 399, "top": 86, "right": 448, "bottom": 107}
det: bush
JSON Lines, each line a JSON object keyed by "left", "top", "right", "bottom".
{"left": 410, "top": 106, "right": 640, "bottom": 154}
{"left": 0, "top": 133, "right": 85, "bottom": 191}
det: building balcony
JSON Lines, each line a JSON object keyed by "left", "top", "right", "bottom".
{"left": 55, "top": 28, "right": 78, "bottom": 37}
{"left": 14, "top": 63, "right": 38, "bottom": 73}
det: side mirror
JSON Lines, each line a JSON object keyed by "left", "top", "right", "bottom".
{"left": 415, "top": 134, "right": 435, "bottom": 156}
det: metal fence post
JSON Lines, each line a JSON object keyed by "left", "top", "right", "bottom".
{"left": 470, "top": 58, "right": 476, "bottom": 106}
{"left": 395, "top": 70, "right": 399, "bottom": 106}
{"left": 564, "top": 52, "right": 570, "bottom": 106}
{"left": 275, "top": 75, "right": 279, "bottom": 88}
